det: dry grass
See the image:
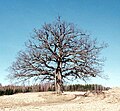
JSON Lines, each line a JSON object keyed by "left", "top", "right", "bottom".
{"left": 0, "top": 88, "right": 120, "bottom": 111}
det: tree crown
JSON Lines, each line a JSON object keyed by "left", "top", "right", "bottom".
{"left": 8, "top": 17, "right": 107, "bottom": 85}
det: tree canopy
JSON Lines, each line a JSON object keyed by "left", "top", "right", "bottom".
{"left": 8, "top": 17, "right": 107, "bottom": 94}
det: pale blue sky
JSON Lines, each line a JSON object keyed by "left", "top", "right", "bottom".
{"left": 0, "top": 0, "right": 120, "bottom": 87}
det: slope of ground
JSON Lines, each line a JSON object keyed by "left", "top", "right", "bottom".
{"left": 0, "top": 88, "right": 120, "bottom": 111}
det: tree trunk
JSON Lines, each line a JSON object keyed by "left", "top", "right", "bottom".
{"left": 54, "top": 71, "right": 63, "bottom": 94}
{"left": 55, "top": 60, "right": 63, "bottom": 94}
{"left": 56, "top": 71, "right": 63, "bottom": 94}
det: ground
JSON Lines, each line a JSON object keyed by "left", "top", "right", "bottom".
{"left": 0, "top": 87, "right": 120, "bottom": 111}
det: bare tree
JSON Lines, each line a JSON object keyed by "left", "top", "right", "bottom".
{"left": 8, "top": 17, "right": 107, "bottom": 94}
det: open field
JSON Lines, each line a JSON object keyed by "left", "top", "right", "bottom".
{"left": 0, "top": 88, "right": 120, "bottom": 111}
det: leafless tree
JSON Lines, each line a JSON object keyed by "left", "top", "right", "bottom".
{"left": 8, "top": 17, "right": 107, "bottom": 94}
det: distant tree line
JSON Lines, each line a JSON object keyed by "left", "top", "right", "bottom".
{"left": 63, "top": 84, "right": 110, "bottom": 92}
{"left": 0, "top": 83, "right": 52, "bottom": 96}
{"left": 0, "top": 83, "right": 110, "bottom": 96}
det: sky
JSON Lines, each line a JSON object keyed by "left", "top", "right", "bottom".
{"left": 0, "top": 0, "right": 120, "bottom": 87}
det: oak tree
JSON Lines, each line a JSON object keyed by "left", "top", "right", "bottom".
{"left": 8, "top": 17, "right": 107, "bottom": 94}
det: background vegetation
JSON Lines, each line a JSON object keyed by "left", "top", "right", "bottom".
{"left": 0, "top": 83, "right": 110, "bottom": 96}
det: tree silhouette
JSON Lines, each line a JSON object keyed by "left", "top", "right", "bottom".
{"left": 8, "top": 17, "right": 107, "bottom": 94}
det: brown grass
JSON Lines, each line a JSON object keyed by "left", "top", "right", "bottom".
{"left": 0, "top": 88, "right": 120, "bottom": 111}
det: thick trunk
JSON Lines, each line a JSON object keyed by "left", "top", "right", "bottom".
{"left": 55, "top": 70, "right": 63, "bottom": 94}
{"left": 55, "top": 60, "right": 63, "bottom": 94}
{"left": 56, "top": 71, "right": 63, "bottom": 94}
